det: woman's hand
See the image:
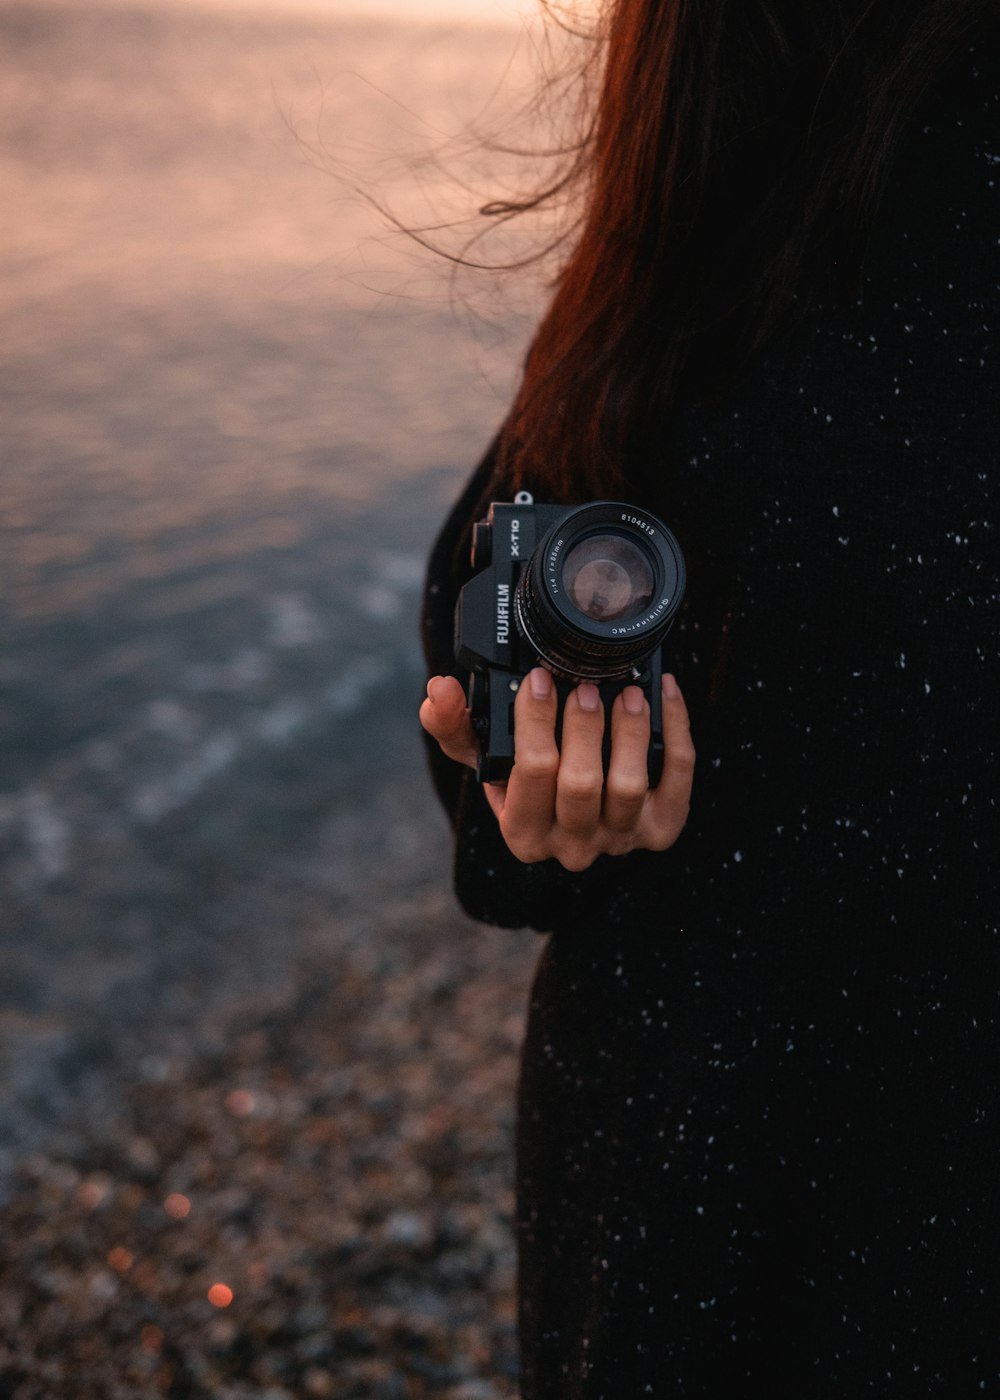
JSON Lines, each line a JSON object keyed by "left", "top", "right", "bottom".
{"left": 419, "top": 667, "right": 695, "bottom": 872}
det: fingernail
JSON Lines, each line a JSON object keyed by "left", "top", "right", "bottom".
{"left": 529, "top": 667, "right": 552, "bottom": 700}
{"left": 427, "top": 676, "right": 446, "bottom": 704}
{"left": 576, "top": 683, "right": 600, "bottom": 712}
{"left": 623, "top": 685, "right": 645, "bottom": 715}
{"left": 663, "top": 673, "right": 679, "bottom": 701}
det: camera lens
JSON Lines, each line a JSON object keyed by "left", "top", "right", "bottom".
{"left": 562, "top": 534, "right": 655, "bottom": 623}
{"left": 514, "top": 502, "right": 685, "bottom": 681}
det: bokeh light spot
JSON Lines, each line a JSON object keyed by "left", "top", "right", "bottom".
{"left": 140, "top": 1325, "right": 164, "bottom": 1354}
{"left": 77, "top": 1179, "right": 109, "bottom": 1210}
{"left": 208, "top": 1282, "right": 234, "bottom": 1308}
{"left": 107, "top": 1246, "right": 134, "bottom": 1272}
{"left": 164, "top": 1192, "right": 191, "bottom": 1219}
{"left": 225, "top": 1089, "right": 255, "bottom": 1117}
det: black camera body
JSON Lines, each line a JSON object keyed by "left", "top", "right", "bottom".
{"left": 454, "top": 494, "right": 686, "bottom": 784}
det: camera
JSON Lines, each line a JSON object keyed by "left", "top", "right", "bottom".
{"left": 454, "top": 493, "right": 686, "bottom": 784}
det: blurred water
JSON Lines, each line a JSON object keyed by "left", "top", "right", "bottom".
{"left": 0, "top": 0, "right": 546, "bottom": 1181}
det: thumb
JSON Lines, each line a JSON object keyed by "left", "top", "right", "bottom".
{"left": 419, "top": 675, "right": 480, "bottom": 769}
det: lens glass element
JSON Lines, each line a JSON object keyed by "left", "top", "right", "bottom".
{"left": 561, "top": 532, "right": 654, "bottom": 623}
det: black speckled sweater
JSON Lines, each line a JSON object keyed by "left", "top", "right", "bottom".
{"left": 421, "top": 35, "right": 999, "bottom": 1397}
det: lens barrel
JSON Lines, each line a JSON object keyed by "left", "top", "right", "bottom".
{"left": 514, "top": 502, "right": 685, "bottom": 681}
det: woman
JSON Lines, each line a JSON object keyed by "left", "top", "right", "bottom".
{"left": 421, "top": 0, "right": 999, "bottom": 1392}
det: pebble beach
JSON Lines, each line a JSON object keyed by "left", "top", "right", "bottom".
{"left": 2, "top": 887, "right": 536, "bottom": 1398}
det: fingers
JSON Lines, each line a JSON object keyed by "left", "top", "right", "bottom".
{"left": 603, "top": 685, "right": 652, "bottom": 832}
{"left": 497, "top": 667, "right": 559, "bottom": 861}
{"left": 423, "top": 668, "right": 694, "bottom": 868}
{"left": 643, "top": 673, "right": 695, "bottom": 847}
{"left": 419, "top": 675, "right": 479, "bottom": 769}
{"left": 554, "top": 682, "right": 605, "bottom": 837}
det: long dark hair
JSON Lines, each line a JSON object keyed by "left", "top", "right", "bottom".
{"left": 489, "top": 0, "right": 996, "bottom": 501}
